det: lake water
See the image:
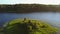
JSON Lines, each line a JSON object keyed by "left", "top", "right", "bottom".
{"left": 0, "top": 12, "right": 60, "bottom": 28}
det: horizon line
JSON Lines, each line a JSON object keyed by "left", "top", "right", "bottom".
{"left": 0, "top": 3, "right": 60, "bottom": 5}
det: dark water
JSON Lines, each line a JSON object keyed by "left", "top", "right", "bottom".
{"left": 0, "top": 12, "right": 60, "bottom": 28}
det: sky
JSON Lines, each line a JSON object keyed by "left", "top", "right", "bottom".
{"left": 0, "top": 0, "right": 60, "bottom": 5}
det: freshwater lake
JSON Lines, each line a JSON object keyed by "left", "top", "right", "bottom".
{"left": 0, "top": 12, "right": 60, "bottom": 28}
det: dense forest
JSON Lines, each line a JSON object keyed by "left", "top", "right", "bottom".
{"left": 0, "top": 4, "right": 60, "bottom": 13}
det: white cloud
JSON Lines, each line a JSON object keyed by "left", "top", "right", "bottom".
{"left": 20, "top": 0, "right": 60, "bottom": 5}
{"left": 0, "top": 0, "right": 60, "bottom": 5}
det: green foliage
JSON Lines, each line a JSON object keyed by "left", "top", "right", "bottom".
{"left": 2, "top": 18, "right": 58, "bottom": 34}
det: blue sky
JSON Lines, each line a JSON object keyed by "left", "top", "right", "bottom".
{"left": 0, "top": 0, "right": 60, "bottom": 5}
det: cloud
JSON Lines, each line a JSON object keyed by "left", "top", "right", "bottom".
{"left": 0, "top": 0, "right": 60, "bottom": 4}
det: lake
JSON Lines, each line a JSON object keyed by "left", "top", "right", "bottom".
{"left": 0, "top": 12, "right": 60, "bottom": 28}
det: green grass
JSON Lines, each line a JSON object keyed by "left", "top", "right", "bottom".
{"left": 0, "top": 18, "right": 58, "bottom": 34}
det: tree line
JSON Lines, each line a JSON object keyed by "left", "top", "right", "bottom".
{"left": 0, "top": 4, "right": 60, "bottom": 13}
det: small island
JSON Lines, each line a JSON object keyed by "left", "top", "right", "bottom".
{"left": 0, "top": 18, "right": 58, "bottom": 34}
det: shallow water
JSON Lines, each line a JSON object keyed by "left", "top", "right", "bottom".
{"left": 0, "top": 12, "right": 60, "bottom": 28}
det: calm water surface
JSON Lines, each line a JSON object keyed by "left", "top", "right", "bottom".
{"left": 0, "top": 12, "right": 60, "bottom": 28}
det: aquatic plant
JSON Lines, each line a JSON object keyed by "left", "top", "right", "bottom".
{"left": 2, "top": 18, "right": 58, "bottom": 34}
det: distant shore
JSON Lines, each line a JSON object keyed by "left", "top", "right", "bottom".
{"left": 0, "top": 4, "right": 60, "bottom": 13}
